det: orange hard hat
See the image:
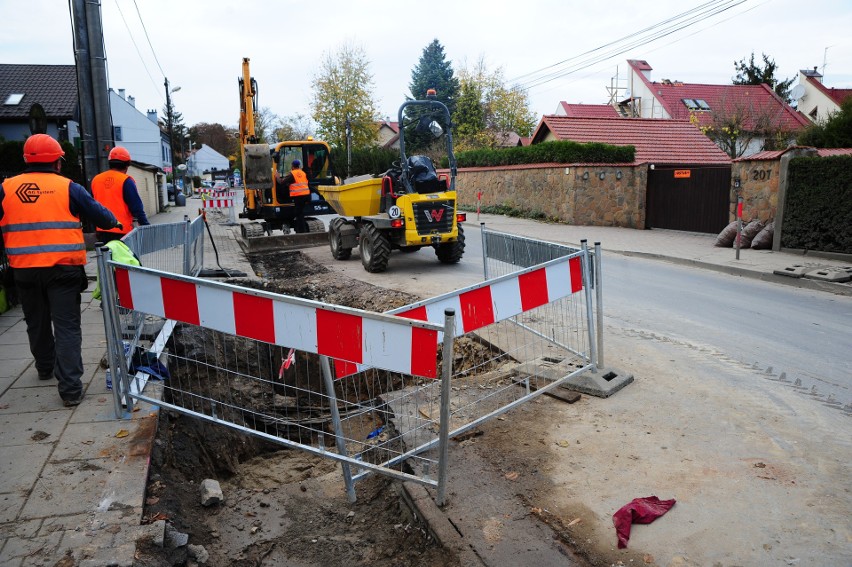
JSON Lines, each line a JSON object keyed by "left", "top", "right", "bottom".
{"left": 23, "top": 134, "right": 65, "bottom": 163}
{"left": 108, "top": 146, "right": 131, "bottom": 162}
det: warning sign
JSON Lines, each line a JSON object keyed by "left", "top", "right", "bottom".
{"left": 674, "top": 170, "right": 691, "bottom": 179}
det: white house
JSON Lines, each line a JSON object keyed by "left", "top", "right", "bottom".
{"left": 110, "top": 89, "right": 169, "bottom": 169}
{"left": 793, "top": 68, "right": 852, "bottom": 123}
{"left": 188, "top": 144, "right": 229, "bottom": 178}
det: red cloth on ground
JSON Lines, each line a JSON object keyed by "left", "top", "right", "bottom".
{"left": 612, "top": 496, "right": 676, "bottom": 549}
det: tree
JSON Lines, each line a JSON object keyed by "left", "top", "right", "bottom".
{"left": 797, "top": 97, "right": 852, "bottom": 147}
{"left": 405, "top": 40, "right": 460, "bottom": 151}
{"left": 733, "top": 52, "right": 794, "bottom": 102}
{"left": 274, "top": 113, "right": 314, "bottom": 142}
{"left": 189, "top": 122, "right": 238, "bottom": 158}
{"left": 160, "top": 99, "right": 186, "bottom": 165}
{"left": 691, "top": 91, "right": 796, "bottom": 158}
{"left": 452, "top": 58, "right": 537, "bottom": 151}
{"left": 311, "top": 42, "right": 379, "bottom": 150}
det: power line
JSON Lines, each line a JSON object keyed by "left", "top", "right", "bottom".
{"left": 508, "top": 0, "right": 732, "bottom": 84}
{"left": 130, "top": 0, "right": 167, "bottom": 79}
{"left": 513, "top": 0, "right": 749, "bottom": 91}
{"left": 112, "top": 0, "right": 163, "bottom": 101}
{"left": 528, "top": 0, "right": 770, "bottom": 102}
{"left": 520, "top": 0, "right": 748, "bottom": 90}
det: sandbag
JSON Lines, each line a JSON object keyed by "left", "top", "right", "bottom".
{"left": 738, "top": 219, "right": 765, "bottom": 249}
{"left": 751, "top": 220, "right": 775, "bottom": 250}
{"left": 714, "top": 221, "right": 738, "bottom": 247}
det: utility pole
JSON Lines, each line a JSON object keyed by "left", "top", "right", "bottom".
{"left": 70, "top": 0, "right": 114, "bottom": 190}
{"left": 346, "top": 114, "right": 352, "bottom": 179}
{"left": 165, "top": 78, "right": 176, "bottom": 180}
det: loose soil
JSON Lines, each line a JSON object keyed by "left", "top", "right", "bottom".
{"left": 134, "top": 251, "right": 464, "bottom": 567}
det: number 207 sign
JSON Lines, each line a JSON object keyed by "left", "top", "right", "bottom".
{"left": 674, "top": 170, "right": 691, "bottom": 179}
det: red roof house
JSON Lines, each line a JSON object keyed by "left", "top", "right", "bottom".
{"left": 618, "top": 59, "right": 808, "bottom": 157}
{"left": 530, "top": 115, "right": 731, "bottom": 165}
{"left": 556, "top": 102, "right": 620, "bottom": 118}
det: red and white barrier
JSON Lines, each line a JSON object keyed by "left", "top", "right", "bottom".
{"left": 335, "top": 253, "right": 585, "bottom": 378}
{"left": 201, "top": 190, "right": 236, "bottom": 209}
{"left": 112, "top": 266, "right": 442, "bottom": 378}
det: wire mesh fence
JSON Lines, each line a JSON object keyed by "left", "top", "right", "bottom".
{"left": 97, "top": 221, "right": 598, "bottom": 503}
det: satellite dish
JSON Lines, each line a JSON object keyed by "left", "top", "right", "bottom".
{"left": 28, "top": 103, "right": 47, "bottom": 135}
{"left": 791, "top": 84, "right": 806, "bottom": 100}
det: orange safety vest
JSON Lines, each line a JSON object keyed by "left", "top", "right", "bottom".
{"left": 0, "top": 172, "right": 86, "bottom": 268}
{"left": 91, "top": 169, "right": 133, "bottom": 234}
{"left": 289, "top": 168, "right": 309, "bottom": 198}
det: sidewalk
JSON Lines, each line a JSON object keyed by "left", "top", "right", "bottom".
{"left": 1, "top": 204, "right": 849, "bottom": 566}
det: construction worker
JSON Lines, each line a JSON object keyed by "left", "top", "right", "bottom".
{"left": 276, "top": 159, "right": 310, "bottom": 233}
{"left": 91, "top": 146, "right": 150, "bottom": 243}
{"left": 0, "top": 134, "right": 120, "bottom": 407}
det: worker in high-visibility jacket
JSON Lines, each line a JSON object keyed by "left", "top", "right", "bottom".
{"left": 0, "top": 134, "right": 120, "bottom": 407}
{"left": 276, "top": 159, "right": 310, "bottom": 233}
{"left": 91, "top": 146, "right": 150, "bottom": 243}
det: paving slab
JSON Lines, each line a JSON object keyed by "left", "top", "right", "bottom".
{"left": 0, "top": 443, "right": 52, "bottom": 494}
{"left": 0, "top": 386, "right": 67, "bottom": 415}
{"left": 0, "top": 493, "right": 27, "bottom": 525}
{"left": 19, "top": 458, "right": 147, "bottom": 520}
{"left": 0, "top": 411, "right": 69, "bottom": 447}
{"left": 0, "top": 530, "right": 63, "bottom": 567}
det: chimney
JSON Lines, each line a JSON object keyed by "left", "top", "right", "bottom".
{"left": 127, "top": 95, "right": 136, "bottom": 108}
{"left": 147, "top": 109, "right": 158, "bottom": 124}
{"left": 118, "top": 89, "right": 126, "bottom": 99}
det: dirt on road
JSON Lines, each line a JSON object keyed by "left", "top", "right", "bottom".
{"left": 134, "top": 247, "right": 852, "bottom": 567}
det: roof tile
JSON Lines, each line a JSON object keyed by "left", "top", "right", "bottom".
{"left": 0, "top": 64, "right": 78, "bottom": 120}
{"left": 534, "top": 115, "right": 731, "bottom": 165}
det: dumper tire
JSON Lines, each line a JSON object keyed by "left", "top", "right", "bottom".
{"left": 329, "top": 218, "right": 352, "bottom": 260}
{"left": 359, "top": 223, "right": 391, "bottom": 273}
{"left": 435, "top": 225, "right": 466, "bottom": 264}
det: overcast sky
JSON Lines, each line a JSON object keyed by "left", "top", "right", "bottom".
{"left": 4, "top": 0, "right": 851, "bottom": 130}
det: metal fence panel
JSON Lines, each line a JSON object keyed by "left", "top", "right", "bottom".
{"left": 97, "top": 222, "right": 599, "bottom": 504}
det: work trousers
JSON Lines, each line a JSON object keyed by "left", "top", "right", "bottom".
{"left": 292, "top": 195, "right": 310, "bottom": 233}
{"left": 14, "top": 265, "right": 87, "bottom": 401}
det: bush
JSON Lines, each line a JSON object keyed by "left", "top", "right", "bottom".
{"left": 454, "top": 140, "right": 634, "bottom": 168}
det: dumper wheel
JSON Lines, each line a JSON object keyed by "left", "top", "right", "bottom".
{"left": 329, "top": 218, "right": 352, "bottom": 260}
{"left": 435, "top": 225, "right": 466, "bottom": 264}
{"left": 359, "top": 223, "right": 390, "bottom": 273}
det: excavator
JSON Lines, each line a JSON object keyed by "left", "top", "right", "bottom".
{"left": 237, "top": 57, "right": 336, "bottom": 238}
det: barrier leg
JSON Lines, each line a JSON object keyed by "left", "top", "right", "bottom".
{"left": 320, "top": 356, "right": 357, "bottom": 503}
{"left": 436, "top": 308, "right": 456, "bottom": 507}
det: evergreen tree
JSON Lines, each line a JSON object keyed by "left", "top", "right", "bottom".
{"left": 405, "top": 40, "right": 460, "bottom": 151}
{"left": 733, "top": 52, "right": 794, "bottom": 102}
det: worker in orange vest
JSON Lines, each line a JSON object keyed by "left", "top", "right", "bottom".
{"left": 276, "top": 159, "right": 310, "bottom": 233}
{"left": 0, "top": 134, "right": 120, "bottom": 407}
{"left": 91, "top": 146, "right": 150, "bottom": 243}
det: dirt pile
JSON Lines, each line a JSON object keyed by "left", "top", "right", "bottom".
{"left": 134, "top": 251, "right": 462, "bottom": 566}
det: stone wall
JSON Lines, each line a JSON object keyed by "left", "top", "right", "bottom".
{"left": 731, "top": 160, "right": 780, "bottom": 223}
{"left": 455, "top": 165, "right": 647, "bottom": 229}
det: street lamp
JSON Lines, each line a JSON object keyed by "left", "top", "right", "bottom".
{"left": 164, "top": 79, "right": 181, "bottom": 177}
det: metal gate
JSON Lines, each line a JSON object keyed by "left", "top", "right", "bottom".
{"left": 646, "top": 165, "right": 731, "bottom": 233}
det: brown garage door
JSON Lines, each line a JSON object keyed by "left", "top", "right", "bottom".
{"left": 646, "top": 165, "right": 730, "bottom": 233}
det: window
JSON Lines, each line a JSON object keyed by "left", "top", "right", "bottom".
{"left": 113, "top": 126, "right": 123, "bottom": 141}
{"left": 696, "top": 99, "right": 711, "bottom": 110}
{"left": 4, "top": 93, "right": 24, "bottom": 105}
{"left": 682, "top": 98, "right": 699, "bottom": 110}
{"left": 809, "top": 107, "right": 818, "bottom": 120}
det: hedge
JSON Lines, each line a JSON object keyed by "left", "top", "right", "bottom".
{"left": 0, "top": 140, "right": 84, "bottom": 185}
{"left": 783, "top": 155, "right": 852, "bottom": 253}
{"left": 454, "top": 140, "right": 634, "bottom": 168}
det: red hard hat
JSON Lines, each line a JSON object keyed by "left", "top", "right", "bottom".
{"left": 23, "top": 134, "right": 65, "bottom": 163}
{"left": 109, "top": 146, "right": 131, "bottom": 162}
